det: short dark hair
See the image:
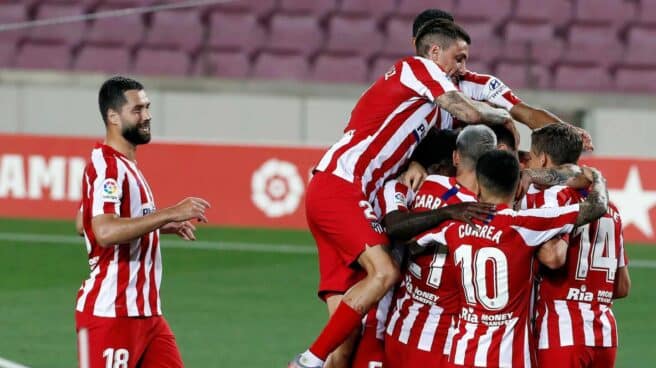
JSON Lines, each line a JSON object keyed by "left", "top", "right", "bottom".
{"left": 476, "top": 150, "right": 521, "bottom": 198}
{"left": 411, "top": 128, "right": 458, "bottom": 169}
{"left": 415, "top": 19, "right": 471, "bottom": 57}
{"left": 531, "top": 123, "right": 583, "bottom": 165}
{"left": 412, "top": 9, "right": 455, "bottom": 37}
{"left": 490, "top": 124, "right": 517, "bottom": 151}
{"left": 98, "top": 76, "right": 144, "bottom": 125}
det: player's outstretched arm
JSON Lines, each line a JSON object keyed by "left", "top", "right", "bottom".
{"left": 614, "top": 266, "right": 631, "bottom": 299}
{"left": 510, "top": 103, "right": 594, "bottom": 151}
{"left": 92, "top": 197, "right": 210, "bottom": 247}
{"left": 435, "top": 90, "right": 511, "bottom": 125}
{"left": 383, "top": 202, "right": 495, "bottom": 241}
{"left": 536, "top": 237, "right": 568, "bottom": 270}
{"left": 575, "top": 168, "right": 608, "bottom": 226}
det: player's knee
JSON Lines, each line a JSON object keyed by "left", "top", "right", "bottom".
{"left": 370, "top": 262, "right": 400, "bottom": 290}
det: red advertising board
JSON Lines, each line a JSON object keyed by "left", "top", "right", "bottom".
{"left": 1, "top": 134, "right": 655, "bottom": 244}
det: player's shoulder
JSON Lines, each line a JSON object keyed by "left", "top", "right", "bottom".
{"left": 424, "top": 174, "right": 452, "bottom": 187}
{"left": 460, "top": 70, "right": 495, "bottom": 85}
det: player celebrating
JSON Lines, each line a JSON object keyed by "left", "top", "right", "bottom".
{"left": 416, "top": 150, "right": 609, "bottom": 367}
{"left": 289, "top": 20, "right": 514, "bottom": 368}
{"left": 411, "top": 9, "right": 594, "bottom": 151}
{"left": 385, "top": 125, "right": 497, "bottom": 368}
{"left": 522, "top": 124, "right": 631, "bottom": 368}
{"left": 75, "top": 77, "right": 210, "bottom": 368}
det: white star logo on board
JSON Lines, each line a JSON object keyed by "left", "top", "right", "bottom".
{"left": 609, "top": 166, "right": 656, "bottom": 237}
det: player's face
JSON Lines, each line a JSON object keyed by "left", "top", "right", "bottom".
{"left": 119, "top": 90, "right": 152, "bottom": 145}
{"left": 526, "top": 147, "right": 546, "bottom": 169}
{"left": 436, "top": 39, "right": 468, "bottom": 78}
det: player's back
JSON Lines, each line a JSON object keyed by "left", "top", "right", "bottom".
{"left": 444, "top": 204, "right": 580, "bottom": 367}
{"left": 315, "top": 56, "right": 456, "bottom": 201}
{"left": 522, "top": 186, "right": 627, "bottom": 349}
{"left": 386, "top": 175, "right": 476, "bottom": 355}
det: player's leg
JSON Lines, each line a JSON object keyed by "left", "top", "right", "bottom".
{"left": 138, "top": 317, "right": 184, "bottom": 368}
{"left": 291, "top": 173, "right": 397, "bottom": 367}
{"left": 298, "top": 246, "right": 399, "bottom": 366}
{"left": 350, "top": 307, "right": 385, "bottom": 368}
{"left": 76, "top": 313, "right": 147, "bottom": 368}
{"left": 537, "top": 345, "right": 591, "bottom": 368}
{"left": 324, "top": 294, "right": 360, "bottom": 368}
{"left": 589, "top": 346, "right": 616, "bottom": 368}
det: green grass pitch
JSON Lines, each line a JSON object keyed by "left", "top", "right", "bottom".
{"left": 0, "top": 218, "right": 654, "bottom": 367}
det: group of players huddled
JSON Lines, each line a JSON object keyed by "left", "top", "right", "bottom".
{"left": 290, "top": 9, "right": 629, "bottom": 368}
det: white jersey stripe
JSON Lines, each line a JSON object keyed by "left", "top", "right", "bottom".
{"left": 416, "top": 57, "right": 457, "bottom": 96}
{"left": 443, "top": 318, "right": 457, "bottom": 355}
{"left": 474, "top": 325, "right": 497, "bottom": 366}
{"left": 75, "top": 262, "right": 100, "bottom": 312}
{"left": 399, "top": 302, "right": 423, "bottom": 344}
{"left": 315, "top": 130, "right": 355, "bottom": 173}
{"left": 93, "top": 247, "right": 119, "bottom": 317}
{"left": 126, "top": 240, "right": 141, "bottom": 316}
{"left": 417, "top": 305, "right": 443, "bottom": 351}
{"left": 154, "top": 239, "right": 162, "bottom": 314}
{"left": 538, "top": 307, "right": 549, "bottom": 349}
{"left": 400, "top": 61, "right": 434, "bottom": 102}
{"left": 555, "top": 300, "right": 574, "bottom": 346}
{"left": 600, "top": 305, "right": 612, "bottom": 347}
{"left": 579, "top": 302, "right": 596, "bottom": 346}
{"left": 511, "top": 224, "right": 575, "bottom": 247}
{"left": 524, "top": 322, "right": 532, "bottom": 368}
{"left": 499, "top": 318, "right": 516, "bottom": 367}
{"left": 386, "top": 294, "right": 409, "bottom": 336}
{"left": 142, "top": 234, "right": 153, "bottom": 316}
{"left": 454, "top": 322, "right": 477, "bottom": 365}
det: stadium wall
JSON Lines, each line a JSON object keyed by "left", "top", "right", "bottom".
{"left": 0, "top": 71, "right": 654, "bottom": 156}
{"left": 1, "top": 133, "right": 655, "bottom": 244}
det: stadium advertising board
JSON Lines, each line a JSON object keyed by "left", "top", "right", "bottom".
{"left": 1, "top": 134, "right": 655, "bottom": 244}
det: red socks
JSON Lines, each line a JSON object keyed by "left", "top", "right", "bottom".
{"left": 309, "top": 301, "right": 363, "bottom": 360}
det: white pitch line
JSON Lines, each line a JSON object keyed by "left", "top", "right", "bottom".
{"left": 1, "top": 232, "right": 656, "bottom": 268}
{"left": 0, "top": 232, "right": 316, "bottom": 255}
{"left": 0, "top": 356, "right": 30, "bottom": 368}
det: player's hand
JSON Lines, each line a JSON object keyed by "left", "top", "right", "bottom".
{"left": 399, "top": 161, "right": 427, "bottom": 191}
{"left": 515, "top": 170, "right": 532, "bottom": 202}
{"left": 170, "top": 197, "right": 210, "bottom": 223}
{"left": 565, "top": 165, "right": 592, "bottom": 189}
{"left": 161, "top": 220, "right": 197, "bottom": 240}
{"left": 573, "top": 126, "right": 594, "bottom": 152}
{"left": 440, "top": 202, "right": 496, "bottom": 227}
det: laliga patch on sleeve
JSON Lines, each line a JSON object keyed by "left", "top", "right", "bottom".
{"left": 101, "top": 178, "right": 121, "bottom": 202}
{"left": 394, "top": 192, "right": 407, "bottom": 206}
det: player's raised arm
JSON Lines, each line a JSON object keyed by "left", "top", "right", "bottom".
{"left": 510, "top": 104, "right": 594, "bottom": 151}
{"left": 92, "top": 197, "right": 210, "bottom": 247}
{"left": 436, "top": 90, "right": 512, "bottom": 126}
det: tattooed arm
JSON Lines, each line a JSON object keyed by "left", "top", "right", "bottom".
{"left": 575, "top": 168, "right": 608, "bottom": 226}
{"left": 435, "top": 91, "right": 511, "bottom": 125}
{"left": 522, "top": 164, "right": 584, "bottom": 187}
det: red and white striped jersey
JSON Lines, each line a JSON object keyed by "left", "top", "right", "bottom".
{"left": 519, "top": 185, "right": 628, "bottom": 349}
{"left": 386, "top": 175, "right": 477, "bottom": 356}
{"left": 315, "top": 56, "right": 457, "bottom": 204}
{"left": 423, "top": 204, "right": 581, "bottom": 367}
{"left": 76, "top": 143, "right": 162, "bottom": 318}
{"left": 448, "top": 71, "right": 522, "bottom": 129}
{"left": 374, "top": 179, "right": 414, "bottom": 219}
